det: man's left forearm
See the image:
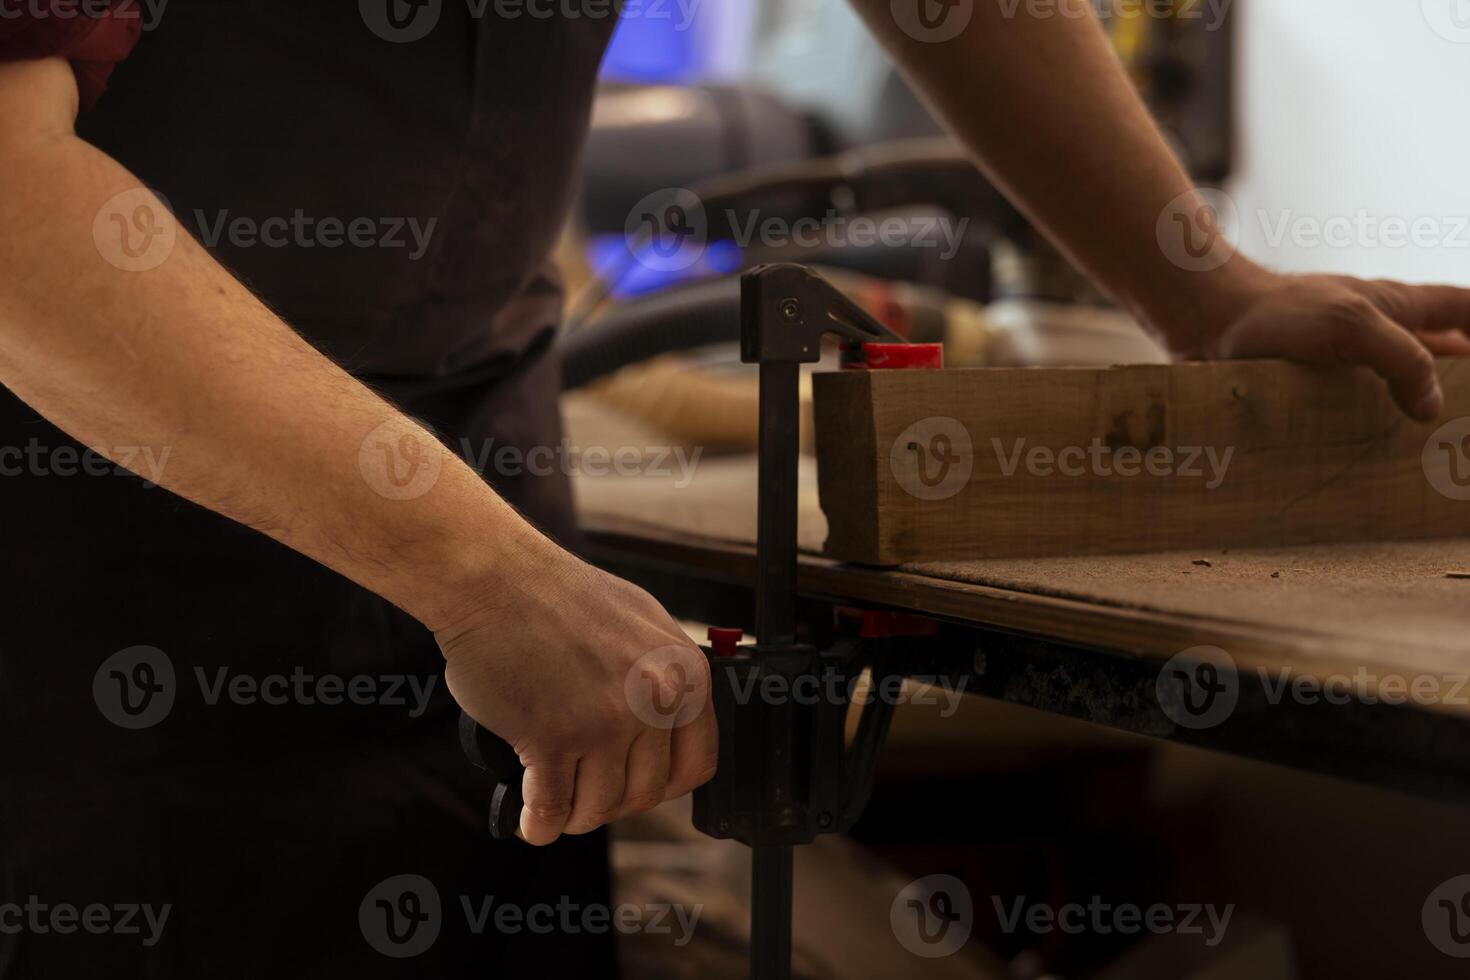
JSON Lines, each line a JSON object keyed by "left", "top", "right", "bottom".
{"left": 848, "top": 0, "right": 1259, "bottom": 352}
{"left": 850, "top": 0, "right": 1470, "bottom": 419}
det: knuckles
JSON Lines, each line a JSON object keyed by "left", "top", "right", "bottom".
{"left": 620, "top": 791, "right": 664, "bottom": 815}
{"left": 524, "top": 799, "right": 573, "bottom": 822}
{"left": 1323, "top": 294, "right": 1380, "bottom": 332}
{"left": 689, "top": 760, "right": 719, "bottom": 789}
{"left": 566, "top": 805, "right": 621, "bottom": 833}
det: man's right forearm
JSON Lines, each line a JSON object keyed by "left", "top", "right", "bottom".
{"left": 0, "top": 58, "right": 553, "bottom": 632}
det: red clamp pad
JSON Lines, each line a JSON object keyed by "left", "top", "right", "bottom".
{"left": 840, "top": 342, "right": 944, "bottom": 371}
{"left": 836, "top": 607, "right": 942, "bottom": 639}
{"left": 707, "top": 627, "right": 744, "bottom": 657}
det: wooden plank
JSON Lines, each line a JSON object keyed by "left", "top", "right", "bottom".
{"left": 812, "top": 358, "right": 1470, "bottom": 564}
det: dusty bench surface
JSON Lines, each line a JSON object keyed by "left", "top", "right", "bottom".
{"left": 573, "top": 456, "right": 1470, "bottom": 711}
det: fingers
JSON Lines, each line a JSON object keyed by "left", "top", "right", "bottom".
{"left": 619, "top": 727, "right": 672, "bottom": 818}
{"left": 519, "top": 754, "right": 578, "bottom": 846}
{"left": 1326, "top": 301, "right": 1443, "bottom": 420}
{"left": 564, "top": 747, "right": 627, "bottom": 836}
{"left": 1357, "top": 280, "right": 1470, "bottom": 335}
{"left": 1416, "top": 330, "right": 1470, "bottom": 357}
{"left": 666, "top": 700, "right": 720, "bottom": 801}
{"left": 1226, "top": 295, "right": 1443, "bottom": 421}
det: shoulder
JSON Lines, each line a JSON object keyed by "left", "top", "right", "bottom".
{"left": 0, "top": 1, "right": 144, "bottom": 110}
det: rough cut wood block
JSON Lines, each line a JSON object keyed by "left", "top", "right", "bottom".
{"left": 812, "top": 358, "right": 1470, "bottom": 565}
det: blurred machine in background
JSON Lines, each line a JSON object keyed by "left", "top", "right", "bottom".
{"left": 561, "top": 0, "right": 1233, "bottom": 452}
{"left": 558, "top": 8, "right": 1467, "bottom": 979}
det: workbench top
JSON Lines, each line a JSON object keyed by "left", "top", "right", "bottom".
{"left": 573, "top": 455, "right": 1470, "bottom": 715}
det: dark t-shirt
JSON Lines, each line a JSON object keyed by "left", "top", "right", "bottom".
{"left": 0, "top": 6, "right": 619, "bottom": 974}
{"left": 3, "top": 0, "right": 616, "bottom": 379}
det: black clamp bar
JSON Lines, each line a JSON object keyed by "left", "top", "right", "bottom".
{"left": 460, "top": 264, "right": 934, "bottom": 980}
{"left": 708, "top": 264, "right": 903, "bottom": 980}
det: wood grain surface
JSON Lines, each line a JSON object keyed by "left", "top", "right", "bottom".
{"left": 813, "top": 358, "right": 1470, "bottom": 564}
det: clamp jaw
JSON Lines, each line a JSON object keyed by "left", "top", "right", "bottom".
{"left": 692, "top": 260, "right": 936, "bottom": 853}
{"left": 738, "top": 262, "right": 905, "bottom": 366}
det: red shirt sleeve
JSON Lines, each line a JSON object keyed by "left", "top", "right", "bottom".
{"left": 0, "top": 0, "right": 142, "bottom": 110}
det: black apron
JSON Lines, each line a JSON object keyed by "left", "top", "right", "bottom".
{"left": 0, "top": 3, "right": 618, "bottom": 976}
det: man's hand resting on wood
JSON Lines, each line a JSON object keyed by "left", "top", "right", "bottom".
{"left": 849, "top": 0, "right": 1470, "bottom": 422}
{"left": 1178, "top": 268, "right": 1470, "bottom": 421}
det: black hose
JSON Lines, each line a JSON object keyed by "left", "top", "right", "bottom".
{"left": 558, "top": 277, "right": 742, "bottom": 391}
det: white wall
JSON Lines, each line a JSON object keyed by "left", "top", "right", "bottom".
{"left": 1231, "top": 0, "right": 1470, "bottom": 284}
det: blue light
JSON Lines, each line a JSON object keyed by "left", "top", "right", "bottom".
{"left": 586, "top": 234, "right": 745, "bottom": 298}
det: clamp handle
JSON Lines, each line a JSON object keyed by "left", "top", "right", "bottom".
{"left": 458, "top": 711, "right": 525, "bottom": 841}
